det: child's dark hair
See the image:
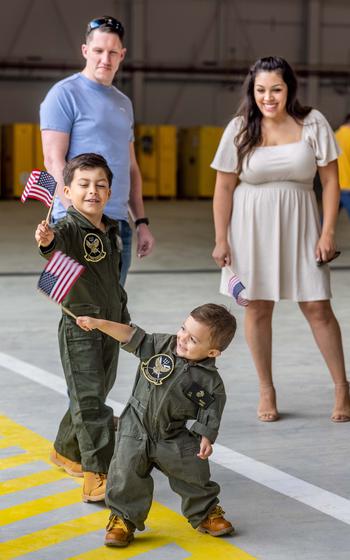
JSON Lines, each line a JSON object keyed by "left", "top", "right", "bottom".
{"left": 63, "top": 153, "right": 113, "bottom": 187}
{"left": 190, "top": 303, "right": 237, "bottom": 351}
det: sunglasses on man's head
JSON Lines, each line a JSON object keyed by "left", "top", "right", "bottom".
{"left": 87, "top": 16, "right": 124, "bottom": 39}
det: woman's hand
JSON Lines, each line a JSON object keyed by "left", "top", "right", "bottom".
{"left": 317, "top": 161, "right": 340, "bottom": 263}
{"left": 212, "top": 240, "right": 231, "bottom": 268}
{"left": 316, "top": 232, "right": 336, "bottom": 264}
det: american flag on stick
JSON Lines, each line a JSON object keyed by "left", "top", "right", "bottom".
{"left": 228, "top": 271, "right": 249, "bottom": 307}
{"left": 38, "top": 251, "right": 85, "bottom": 305}
{"left": 21, "top": 170, "right": 57, "bottom": 208}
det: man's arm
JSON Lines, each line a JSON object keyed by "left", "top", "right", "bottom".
{"left": 128, "top": 143, "right": 155, "bottom": 258}
{"left": 41, "top": 130, "right": 71, "bottom": 209}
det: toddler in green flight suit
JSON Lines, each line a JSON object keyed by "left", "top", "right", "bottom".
{"left": 77, "top": 303, "right": 237, "bottom": 547}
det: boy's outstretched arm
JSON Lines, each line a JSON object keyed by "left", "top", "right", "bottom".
{"left": 35, "top": 220, "right": 54, "bottom": 247}
{"left": 197, "top": 435, "right": 213, "bottom": 460}
{"left": 76, "top": 316, "right": 134, "bottom": 343}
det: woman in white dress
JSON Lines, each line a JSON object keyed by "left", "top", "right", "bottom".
{"left": 211, "top": 56, "right": 350, "bottom": 422}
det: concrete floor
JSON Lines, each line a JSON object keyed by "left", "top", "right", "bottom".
{"left": 1, "top": 199, "right": 350, "bottom": 559}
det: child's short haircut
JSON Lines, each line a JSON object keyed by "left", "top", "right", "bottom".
{"left": 190, "top": 303, "right": 237, "bottom": 351}
{"left": 63, "top": 153, "right": 113, "bottom": 187}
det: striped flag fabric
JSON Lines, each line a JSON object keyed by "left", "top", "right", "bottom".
{"left": 38, "top": 251, "right": 85, "bottom": 304}
{"left": 228, "top": 272, "right": 249, "bottom": 307}
{"left": 21, "top": 170, "right": 57, "bottom": 208}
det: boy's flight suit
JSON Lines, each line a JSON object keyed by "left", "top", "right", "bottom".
{"left": 40, "top": 207, "right": 129, "bottom": 473}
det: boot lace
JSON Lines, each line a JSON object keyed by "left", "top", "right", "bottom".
{"left": 208, "top": 505, "right": 225, "bottom": 520}
{"left": 106, "top": 515, "right": 128, "bottom": 532}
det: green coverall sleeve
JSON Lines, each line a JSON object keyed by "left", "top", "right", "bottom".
{"left": 190, "top": 380, "right": 226, "bottom": 443}
{"left": 121, "top": 328, "right": 172, "bottom": 361}
{"left": 121, "top": 326, "right": 154, "bottom": 359}
{"left": 119, "top": 283, "right": 131, "bottom": 324}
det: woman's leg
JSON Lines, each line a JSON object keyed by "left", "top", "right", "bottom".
{"left": 244, "top": 300, "right": 278, "bottom": 421}
{"left": 299, "top": 300, "right": 350, "bottom": 422}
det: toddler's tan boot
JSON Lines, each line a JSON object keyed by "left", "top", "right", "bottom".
{"left": 82, "top": 472, "right": 107, "bottom": 502}
{"left": 197, "top": 505, "right": 235, "bottom": 537}
{"left": 105, "top": 515, "right": 135, "bottom": 547}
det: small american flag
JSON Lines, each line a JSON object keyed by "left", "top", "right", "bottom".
{"left": 228, "top": 273, "right": 249, "bottom": 307}
{"left": 38, "top": 251, "right": 85, "bottom": 304}
{"left": 21, "top": 170, "right": 57, "bottom": 208}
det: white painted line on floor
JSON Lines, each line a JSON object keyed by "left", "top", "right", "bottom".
{"left": 0, "top": 352, "right": 67, "bottom": 395}
{"left": 213, "top": 444, "right": 350, "bottom": 525}
{"left": 1, "top": 351, "right": 350, "bottom": 526}
{"left": 0, "top": 352, "right": 125, "bottom": 416}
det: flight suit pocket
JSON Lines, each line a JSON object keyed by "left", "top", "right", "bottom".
{"left": 68, "top": 303, "right": 101, "bottom": 316}
{"left": 116, "top": 433, "right": 149, "bottom": 476}
{"left": 65, "top": 324, "right": 103, "bottom": 372}
{"left": 177, "top": 432, "right": 209, "bottom": 484}
{"left": 178, "top": 431, "right": 200, "bottom": 458}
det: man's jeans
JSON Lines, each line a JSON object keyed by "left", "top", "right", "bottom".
{"left": 118, "top": 220, "right": 132, "bottom": 286}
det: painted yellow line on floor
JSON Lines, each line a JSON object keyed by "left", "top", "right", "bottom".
{"left": 0, "top": 415, "right": 257, "bottom": 560}
{"left": 0, "top": 452, "right": 36, "bottom": 471}
{"left": 0, "top": 416, "right": 52, "bottom": 461}
{"left": 0, "top": 487, "right": 82, "bottom": 525}
{"left": 0, "top": 511, "right": 109, "bottom": 559}
{"left": 70, "top": 502, "right": 252, "bottom": 560}
{"left": 0, "top": 468, "right": 68, "bottom": 497}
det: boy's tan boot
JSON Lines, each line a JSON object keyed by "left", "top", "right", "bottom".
{"left": 198, "top": 505, "right": 235, "bottom": 537}
{"left": 82, "top": 472, "right": 107, "bottom": 502}
{"left": 105, "top": 515, "right": 135, "bottom": 547}
{"left": 49, "top": 448, "right": 83, "bottom": 478}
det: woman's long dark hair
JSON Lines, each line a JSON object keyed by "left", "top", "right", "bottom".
{"left": 235, "top": 56, "right": 312, "bottom": 174}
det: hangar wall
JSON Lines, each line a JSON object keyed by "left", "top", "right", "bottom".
{"left": 1, "top": 0, "right": 350, "bottom": 127}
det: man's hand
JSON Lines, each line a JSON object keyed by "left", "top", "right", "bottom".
{"left": 197, "top": 435, "right": 213, "bottom": 460}
{"left": 35, "top": 220, "right": 54, "bottom": 247}
{"left": 136, "top": 224, "right": 155, "bottom": 258}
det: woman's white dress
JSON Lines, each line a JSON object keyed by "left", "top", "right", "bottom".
{"left": 211, "top": 109, "right": 340, "bottom": 302}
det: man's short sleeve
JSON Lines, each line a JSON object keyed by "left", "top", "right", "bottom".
{"left": 128, "top": 99, "right": 135, "bottom": 143}
{"left": 40, "top": 84, "right": 74, "bottom": 134}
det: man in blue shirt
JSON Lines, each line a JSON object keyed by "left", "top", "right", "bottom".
{"left": 40, "top": 16, "right": 154, "bottom": 285}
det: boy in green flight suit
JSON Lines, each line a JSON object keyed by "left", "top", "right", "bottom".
{"left": 35, "top": 153, "right": 130, "bottom": 503}
{"left": 76, "top": 303, "right": 237, "bottom": 547}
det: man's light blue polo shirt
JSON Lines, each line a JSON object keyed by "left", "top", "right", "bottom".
{"left": 40, "top": 73, "right": 134, "bottom": 221}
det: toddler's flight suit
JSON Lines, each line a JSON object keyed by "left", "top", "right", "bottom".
{"left": 106, "top": 326, "right": 226, "bottom": 529}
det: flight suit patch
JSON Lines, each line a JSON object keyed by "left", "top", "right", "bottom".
{"left": 185, "top": 382, "right": 215, "bottom": 409}
{"left": 141, "top": 353, "right": 174, "bottom": 385}
{"left": 83, "top": 233, "right": 106, "bottom": 262}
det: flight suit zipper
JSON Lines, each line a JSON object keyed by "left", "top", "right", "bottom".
{"left": 153, "top": 361, "right": 190, "bottom": 438}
